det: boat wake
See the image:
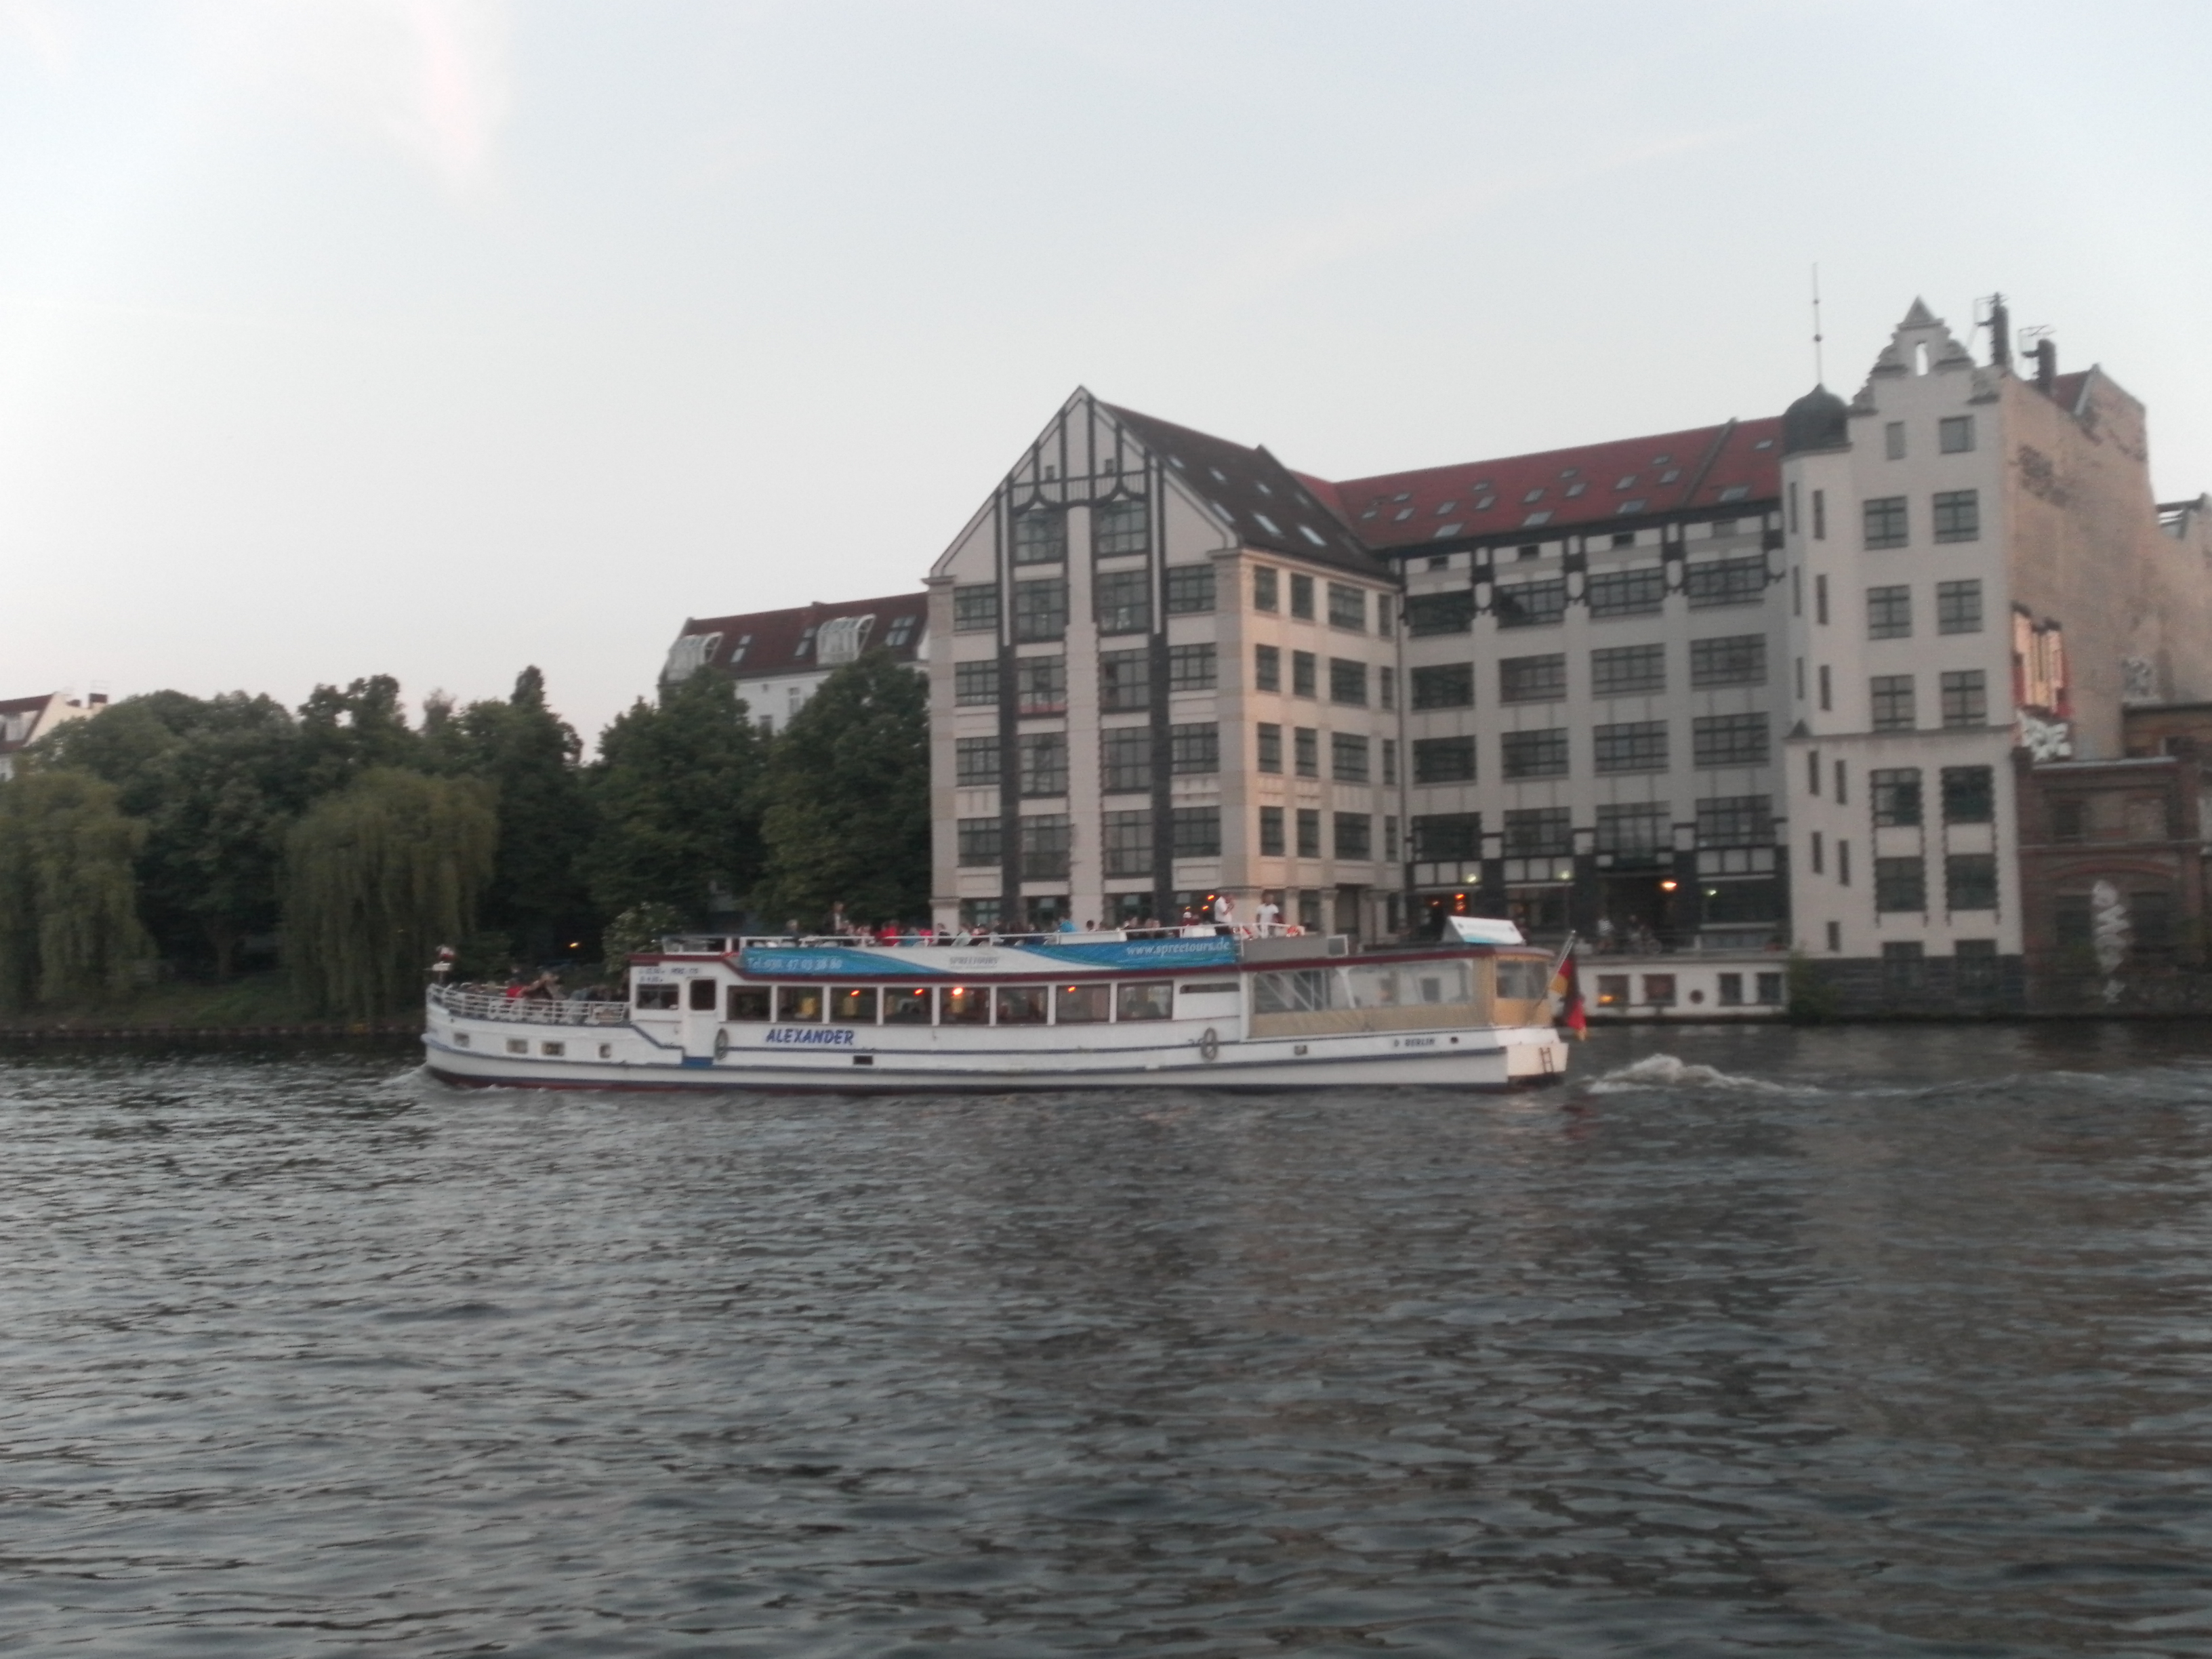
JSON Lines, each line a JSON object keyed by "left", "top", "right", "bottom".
{"left": 1583, "top": 1052, "right": 1798, "bottom": 1096}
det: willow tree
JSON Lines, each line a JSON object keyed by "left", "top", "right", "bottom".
{"left": 0, "top": 771, "right": 153, "bottom": 1010}
{"left": 285, "top": 768, "right": 497, "bottom": 1017}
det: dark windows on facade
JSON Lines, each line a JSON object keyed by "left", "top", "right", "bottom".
{"left": 1382, "top": 738, "right": 1397, "bottom": 785}
{"left": 1101, "top": 810, "right": 1152, "bottom": 878}
{"left": 1100, "top": 727, "right": 1151, "bottom": 794}
{"left": 1012, "top": 508, "right": 1066, "bottom": 565}
{"left": 1864, "top": 496, "right": 1908, "bottom": 550}
{"left": 1295, "top": 808, "right": 1322, "bottom": 857}
{"left": 954, "top": 660, "right": 1000, "bottom": 705}
{"left": 1164, "top": 565, "right": 1216, "bottom": 614}
{"left": 1586, "top": 567, "right": 1665, "bottom": 619}
{"left": 1326, "top": 583, "right": 1367, "bottom": 631}
{"left": 1328, "top": 658, "right": 1368, "bottom": 705}
{"left": 1940, "top": 670, "right": 1987, "bottom": 727}
{"left": 1500, "top": 653, "right": 1566, "bottom": 703}
{"left": 1099, "top": 648, "right": 1149, "bottom": 711}
{"left": 1411, "top": 813, "right": 1480, "bottom": 861}
{"left": 1955, "top": 939, "right": 2000, "bottom": 994}
{"left": 1017, "top": 732, "right": 1067, "bottom": 796}
{"left": 1937, "top": 579, "right": 1983, "bottom": 634}
{"left": 1170, "top": 807, "right": 1221, "bottom": 859}
{"left": 1334, "top": 812, "right": 1372, "bottom": 859}
{"left": 1692, "top": 714, "right": 1769, "bottom": 768}
{"left": 1258, "top": 805, "right": 1286, "bottom": 856}
{"left": 956, "top": 817, "right": 1001, "bottom": 865}
{"left": 1942, "top": 766, "right": 1994, "bottom": 823}
{"left": 1881, "top": 939, "right": 1926, "bottom": 993}
{"left": 1932, "top": 489, "right": 1980, "bottom": 544}
{"left": 1020, "top": 814, "right": 1070, "bottom": 879}
{"left": 1496, "top": 578, "right": 1567, "bottom": 628}
{"left": 1253, "top": 644, "right": 1281, "bottom": 693}
{"left": 1331, "top": 733, "right": 1370, "bottom": 783}
{"left": 1292, "top": 651, "right": 1317, "bottom": 698}
{"left": 1875, "top": 856, "right": 1927, "bottom": 913}
{"left": 1252, "top": 565, "right": 1279, "bottom": 611}
{"left": 1503, "top": 807, "right": 1572, "bottom": 857}
{"left": 953, "top": 583, "right": 1000, "bottom": 632}
{"left": 1168, "top": 722, "right": 1219, "bottom": 775}
{"left": 1412, "top": 663, "right": 1474, "bottom": 710}
{"left": 1502, "top": 728, "right": 1569, "bottom": 779}
{"left": 1094, "top": 570, "right": 1150, "bottom": 636}
{"left": 1293, "top": 726, "right": 1319, "bottom": 778}
{"left": 1412, "top": 736, "right": 1476, "bottom": 783}
{"left": 1684, "top": 555, "right": 1767, "bottom": 609}
{"left": 1596, "top": 802, "right": 1669, "bottom": 856}
{"left": 1591, "top": 643, "right": 1665, "bottom": 697}
{"left": 1870, "top": 674, "right": 1917, "bottom": 731}
{"left": 1015, "top": 655, "right": 1066, "bottom": 715}
{"left": 1255, "top": 722, "right": 1283, "bottom": 773}
{"left": 1866, "top": 584, "right": 1912, "bottom": 639}
{"left": 1871, "top": 768, "right": 1923, "bottom": 827}
{"left": 1945, "top": 853, "right": 1997, "bottom": 912}
{"left": 1405, "top": 590, "right": 1475, "bottom": 635}
{"left": 1013, "top": 577, "right": 1069, "bottom": 642}
{"left": 1593, "top": 720, "right": 1668, "bottom": 774}
{"left": 1168, "top": 644, "right": 1217, "bottom": 692}
{"left": 1689, "top": 634, "right": 1765, "bottom": 688}
{"left": 1939, "top": 415, "right": 1975, "bottom": 454}
{"left": 1289, "top": 573, "right": 1315, "bottom": 619}
{"left": 1379, "top": 667, "right": 1395, "bottom": 710}
{"left": 1697, "top": 795, "right": 1772, "bottom": 846}
{"left": 1092, "top": 497, "right": 1147, "bottom": 557}
{"left": 955, "top": 735, "right": 1000, "bottom": 785}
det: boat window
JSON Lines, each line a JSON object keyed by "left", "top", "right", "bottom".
{"left": 1253, "top": 969, "right": 1337, "bottom": 1014}
{"left": 1495, "top": 958, "right": 1551, "bottom": 1002}
{"left": 726, "top": 986, "right": 771, "bottom": 1021}
{"left": 776, "top": 985, "right": 824, "bottom": 1023}
{"left": 1412, "top": 965, "right": 1471, "bottom": 1005}
{"left": 941, "top": 985, "right": 990, "bottom": 1025}
{"left": 995, "top": 985, "right": 1049, "bottom": 1025}
{"left": 1345, "top": 966, "right": 1403, "bottom": 1008}
{"left": 1054, "top": 983, "right": 1109, "bottom": 1023}
{"left": 636, "top": 983, "right": 679, "bottom": 1011}
{"left": 1116, "top": 982, "right": 1172, "bottom": 1021}
{"left": 1178, "top": 981, "right": 1240, "bottom": 998}
{"left": 831, "top": 987, "right": 878, "bottom": 1024}
{"left": 687, "top": 979, "right": 718, "bottom": 1012}
{"left": 883, "top": 987, "right": 934, "bottom": 1025}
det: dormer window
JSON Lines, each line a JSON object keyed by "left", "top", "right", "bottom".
{"left": 794, "top": 625, "right": 818, "bottom": 659}
{"left": 727, "top": 633, "right": 752, "bottom": 665}
{"left": 883, "top": 616, "right": 917, "bottom": 649}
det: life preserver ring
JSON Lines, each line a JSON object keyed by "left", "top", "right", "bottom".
{"left": 1199, "top": 1027, "right": 1221, "bottom": 1063}
{"left": 713, "top": 1027, "right": 730, "bottom": 1061}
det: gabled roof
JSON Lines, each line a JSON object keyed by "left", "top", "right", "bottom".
{"left": 670, "top": 591, "right": 928, "bottom": 685}
{"left": 1102, "top": 403, "right": 1388, "bottom": 577}
{"left": 1333, "top": 415, "right": 1784, "bottom": 552}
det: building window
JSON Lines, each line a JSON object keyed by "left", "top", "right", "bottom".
{"left": 1381, "top": 737, "right": 1398, "bottom": 785}
{"left": 1258, "top": 805, "right": 1285, "bottom": 856}
{"left": 1697, "top": 795, "right": 1772, "bottom": 846}
{"left": 1405, "top": 590, "right": 1475, "bottom": 635}
{"left": 1013, "top": 577, "right": 1068, "bottom": 642}
{"left": 1099, "top": 648, "right": 1149, "bottom": 711}
{"left": 2134, "top": 890, "right": 2176, "bottom": 956}
{"left": 1593, "top": 720, "right": 1668, "bottom": 774}
{"left": 1591, "top": 643, "right": 1665, "bottom": 697}
{"left": 1863, "top": 496, "right": 1909, "bottom": 550}
{"left": 1586, "top": 567, "right": 1665, "bottom": 618}
{"left": 1870, "top": 675, "right": 1917, "bottom": 731}
{"left": 956, "top": 735, "right": 1000, "bottom": 785}
{"left": 1289, "top": 573, "right": 1314, "bottom": 619}
{"left": 957, "top": 817, "right": 1002, "bottom": 865}
{"left": 1940, "top": 670, "right": 1987, "bottom": 727}
{"left": 1256, "top": 722, "right": 1283, "bottom": 773}
{"left": 1932, "top": 489, "right": 1980, "bottom": 543}
{"left": 1810, "top": 830, "right": 1824, "bottom": 873}
{"left": 1954, "top": 939, "right": 1999, "bottom": 995}
{"left": 1946, "top": 853, "right": 1997, "bottom": 912}
{"left": 1496, "top": 578, "right": 1568, "bottom": 628}
{"left": 1168, "top": 722, "right": 1218, "bottom": 775}
{"left": 1412, "top": 736, "right": 1476, "bottom": 783}
{"left": 1866, "top": 585, "right": 1912, "bottom": 639}
{"left": 1293, "top": 727, "right": 1319, "bottom": 778}
{"left": 1500, "top": 653, "right": 1568, "bottom": 703}
{"left": 1295, "top": 808, "right": 1322, "bottom": 857}
{"left": 1936, "top": 579, "right": 1983, "bottom": 634}
{"left": 1813, "top": 489, "right": 1827, "bottom": 539}
{"left": 1885, "top": 421, "right": 1906, "bottom": 460}
{"left": 1503, "top": 807, "right": 1572, "bottom": 857}
{"left": 1684, "top": 556, "right": 1767, "bottom": 609}
{"left": 1385, "top": 815, "right": 1399, "bottom": 861}
{"left": 1165, "top": 565, "right": 1216, "bottom": 614}
{"left": 1411, "top": 813, "right": 1480, "bottom": 861}
{"left": 1100, "top": 727, "right": 1151, "bottom": 794}
{"left": 1875, "top": 857, "right": 1926, "bottom": 913}
{"left": 1170, "top": 807, "right": 1221, "bottom": 859}
{"left": 1017, "top": 732, "right": 1067, "bottom": 796}
{"left": 953, "top": 583, "right": 1000, "bottom": 632}
{"left": 1015, "top": 655, "right": 1067, "bottom": 715}
{"left": 1094, "top": 570, "right": 1149, "bottom": 636}
{"left": 1094, "top": 498, "right": 1147, "bottom": 556}
{"left": 1939, "top": 415, "right": 1975, "bottom": 454}
{"left": 1168, "top": 644, "right": 1217, "bottom": 692}
{"left": 2051, "top": 800, "right": 2087, "bottom": 842}
{"left": 1334, "top": 812, "right": 1372, "bottom": 859}
{"left": 958, "top": 898, "right": 1004, "bottom": 931}
{"left": 1815, "top": 573, "right": 1829, "bottom": 625}
{"left": 1101, "top": 810, "right": 1153, "bottom": 878}
{"left": 1692, "top": 714, "right": 1768, "bottom": 767}
{"left": 1595, "top": 802, "right": 1669, "bottom": 855}
{"left": 1020, "top": 814, "right": 1071, "bottom": 879}
{"left": 1818, "top": 665, "right": 1832, "bottom": 709}
{"left": 1502, "top": 729, "right": 1569, "bottom": 779}
{"left": 1881, "top": 939, "right": 1926, "bottom": 993}
{"left": 1253, "top": 566, "right": 1279, "bottom": 611}
{"left": 1942, "top": 766, "right": 1994, "bottom": 823}
{"left": 954, "top": 660, "right": 1001, "bottom": 705}
{"left": 1292, "top": 651, "right": 1317, "bottom": 698}
{"left": 1254, "top": 644, "right": 1281, "bottom": 693}
{"left": 1689, "top": 634, "right": 1765, "bottom": 688}
{"left": 1328, "top": 658, "right": 1368, "bottom": 705}
{"left": 1411, "top": 664, "right": 1474, "bottom": 708}
{"left": 1380, "top": 666, "right": 1395, "bottom": 709}
{"left": 1871, "top": 768, "right": 1923, "bottom": 827}
{"left": 1012, "top": 508, "right": 1066, "bottom": 565}
{"left": 1331, "top": 733, "right": 1370, "bottom": 783}
{"left": 1326, "top": 583, "right": 1366, "bottom": 631}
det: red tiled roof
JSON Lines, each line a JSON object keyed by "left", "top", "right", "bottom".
{"left": 1333, "top": 415, "right": 1784, "bottom": 552}
{"left": 672, "top": 592, "right": 928, "bottom": 683}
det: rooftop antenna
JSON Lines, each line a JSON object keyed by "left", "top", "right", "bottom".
{"left": 1810, "top": 264, "right": 1826, "bottom": 385}
{"left": 1974, "top": 293, "right": 2012, "bottom": 371}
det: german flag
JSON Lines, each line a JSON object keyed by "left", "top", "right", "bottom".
{"left": 1553, "top": 947, "right": 1589, "bottom": 1040}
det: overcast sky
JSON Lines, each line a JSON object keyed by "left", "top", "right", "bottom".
{"left": 4, "top": 1, "right": 2208, "bottom": 745}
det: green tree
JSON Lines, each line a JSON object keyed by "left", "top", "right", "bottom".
{"left": 0, "top": 771, "right": 153, "bottom": 1010}
{"left": 296, "top": 675, "right": 420, "bottom": 798}
{"left": 586, "top": 670, "right": 767, "bottom": 924}
{"left": 285, "top": 768, "right": 498, "bottom": 1017}
{"left": 756, "top": 651, "right": 929, "bottom": 927}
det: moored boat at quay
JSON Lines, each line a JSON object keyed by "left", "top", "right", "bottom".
{"left": 422, "top": 919, "right": 1570, "bottom": 1092}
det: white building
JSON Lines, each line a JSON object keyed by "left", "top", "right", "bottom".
{"left": 0, "top": 691, "right": 102, "bottom": 781}
{"left": 661, "top": 593, "right": 928, "bottom": 733}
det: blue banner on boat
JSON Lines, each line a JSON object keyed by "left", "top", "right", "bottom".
{"left": 737, "top": 937, "right": 1240, "bottom": 980}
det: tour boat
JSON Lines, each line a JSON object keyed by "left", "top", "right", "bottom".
{"left": 421, "top": 918, "right": 1570, "bottom": 1093}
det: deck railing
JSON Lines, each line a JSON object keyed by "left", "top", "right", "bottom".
{"left": 657, "top": 924, "right": 1310, "bottom": 954}
{"left": 429, "top": 985, "right": 631, "bottom": 1025}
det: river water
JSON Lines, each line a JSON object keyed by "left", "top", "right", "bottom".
{"left": 4, "top": 1025, "right": 2211, "bottom": 1657}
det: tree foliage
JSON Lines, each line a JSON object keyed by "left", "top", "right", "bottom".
{"left": 285, "top": 768, "right": 498, "bottom": 1017}
{"left": 0, "top": 771, "right": 153, "bottom": 1010}
{"left": 755, "top": 651, "right": 930, "bottom": 927}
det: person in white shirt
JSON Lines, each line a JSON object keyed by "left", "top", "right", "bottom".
{"left": 1254, "top": 893, "right": 1282, "bottom": 935}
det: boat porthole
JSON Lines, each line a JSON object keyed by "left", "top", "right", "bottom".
{"left": 1199, "top": 1027, "right": 1221, "bottom": 1063}
{"left": 714, "top": 1028, "right": 730, "bottom": 1061}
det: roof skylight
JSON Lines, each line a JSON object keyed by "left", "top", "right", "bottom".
{"left": 1652, "top": 454, "right": 1672, "bottom": 464}
{"left": 1523, "top": 488, "right": 1544, "bottom": 504}
{"left": 1395, "top": 508, "right": 1414, "bottom": 522}
{"left": 1393, "top": 492, "right": 1412, "bottom": 502}
{"left": 1619, "top": 498, "right": 1647, "bottom": 514}
{"left": 1434, "top": 523, "right": 1463, "bottom": 539}
{"left": 1255, "top": 480, "right": 1273, "bottom": 495}
{"left": 1436, "top": 501, "right": 1456, "bottom": 515}
{"left": 1298, "top": 525, "right": 1327, "bottom": 546}
{"left": 1753, "top": 438, "right": 1774, "bottom": 449}
{"left": 1523, "top": 510, "right": 1553, "bottom": 527}
{"left": 1253, "top": 511, "right": 1283, "bottom": 535}
{"left": 1475, "top": 496, "right": 1495, "bottom": 510}
{"left": 1208, "top": 466, "right": 1227, "bottom": 483}
{"left": 1565, "top": 483, "right": 1586, "bottom": 497}
{"left": 1660, "top": 469, "right": 1681, "bottom": 483}
{"left": 1717, "top": 485, "right": 1749, "bottom": 501}
{"left": 1616, "top": 475, "right": 1636, "bottom": 489}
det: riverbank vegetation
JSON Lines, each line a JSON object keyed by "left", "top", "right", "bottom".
{"left": 0, "top": 654, "right": 928, "bottom": 1019}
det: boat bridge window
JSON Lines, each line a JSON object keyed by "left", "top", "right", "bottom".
{"left": 636, "top": 983, "right": 679, "bottom": 1010}
{"left": 832, "top": 987, "right": 878, "bottom": 1024}
{"left": 777, "top": 986, "right": 824, "bottom": 1023}
{"left": 726, "top": 987, "right": 771, "bottom": 1021}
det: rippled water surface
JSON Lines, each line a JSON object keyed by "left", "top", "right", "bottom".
{"left": 6, "top": 1025, "right": 2212, "bottom": 1656}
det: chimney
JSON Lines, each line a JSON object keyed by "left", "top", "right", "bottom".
{"left": 1988, "top": 293, "right": 2011, "bottom": 371}
{"left": 2033, "top": 337, "right": 2057, "bottom": 394}
{"left": 88, "top": 691, "right": 109, "bottom": 709}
